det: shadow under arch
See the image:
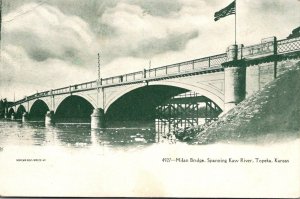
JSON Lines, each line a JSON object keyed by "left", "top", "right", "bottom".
{"left": 105, "top": 81, "right": 225, "bottom": 114}
{"left": 16, "top": 105, "right": 26, "bottom": 119}
{"left": 30, "top": 99, "right": 50, "bottom": 119}
{"left": 8, "top": 107, "right": 15, "bottom": 117}
{"left": 55, "top": 95, "right": 94, "bottom": 122}
{"left": 105, "top": 85, "right": 188, "bottom": 127}
{"left": 150, "top": 81, "right": 225, "bottom": 110}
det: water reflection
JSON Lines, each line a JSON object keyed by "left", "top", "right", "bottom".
{"left": 0, "top": 119, "right": 157, "bottom": 149}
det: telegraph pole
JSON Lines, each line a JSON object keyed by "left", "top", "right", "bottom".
{"left": 97, "top": 53, "right": 101, "bottom": 84}
{"left": 91, "top": 52, "right": 105, "bottom": 129}
{"left": 96, "top": 53, "right": 101, "bottom": 106}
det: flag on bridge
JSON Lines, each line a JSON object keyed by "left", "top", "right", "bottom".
{"left": 214, "top": 0, "right": 236, "bottom": 21}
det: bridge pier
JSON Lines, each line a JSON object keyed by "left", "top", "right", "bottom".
{"left": 4, "top": 107, "right": 8, "bottom": 119}
{"left": 22, "top": 112, "right": 29, "bottom": 122}
{"left": 11, "top": 113, "right": 15, "bottom": 120}
{"left": 91, "top": 108, "right": 105, "bottom": 129}
{"left": 224, "top": 44, "right": 246, "bottom": 112}
{"left": 45, "top": 111, "right": 55, "bottom": 125}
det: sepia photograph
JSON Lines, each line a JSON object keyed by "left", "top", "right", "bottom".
{"left": 0, "top": 0, "right": 300, "bottom": 197}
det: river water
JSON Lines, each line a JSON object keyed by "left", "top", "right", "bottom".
{"left": 0, "top": 119, "right": 299, "bottom": 197}
{"left": 0, "top": 119, "right": 158, "bottom": 148}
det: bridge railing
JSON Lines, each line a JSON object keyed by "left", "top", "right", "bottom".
{"left": 121, "top": 71, "right": 144, "bottom": 82}
{"left": 277, "top": 36, "right": 300, "bottom": 54}
{"left": 96, "top": 53, "right": 227, "bottom": 85}
{"left": 101, "top": 71, "right": 144, "bottom": 85}
{"left": 74, "top": 81, "right": 97, "bottom": 90}
{"left": 52, "top": 86, "right": 70, "bottom": 95}
{"left": 210, "top": 53, "right": 228, "bottom": 66}
{"left": 242, "top": 37, "right": 276, "bottom": 59}
{"left": 50, "top": 80, "right": 98, "bottom": 94}
{"left": 242, "top": 36, "right": 300, "bottom": 58}
{"left": 145, "top": 53, "right": 227, "bottom": 78}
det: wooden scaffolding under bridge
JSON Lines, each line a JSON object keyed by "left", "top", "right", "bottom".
{"left": 155, "top": 92, "right": 222, "bottom": 135}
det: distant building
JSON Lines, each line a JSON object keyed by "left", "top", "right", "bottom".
{"left": 287, "top": 26, "right": 300, "bottom": 39}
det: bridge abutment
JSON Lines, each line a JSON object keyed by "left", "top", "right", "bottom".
{"left": 45, "top": 111, "right": 55, "bottom": 125}
{"left": 223, "top": 45, "right": 246, "bottom": 112}
{"left": 91, "top": 108, "right": 105, "bottom": 129}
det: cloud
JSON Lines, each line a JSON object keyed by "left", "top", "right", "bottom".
{"left": 98, "top": 2, "right": 201, "bottom": 63}
{"left": 130, "top": 31, "right": 199, "bottom": 58}
{"left": 0, "top": 44, "right": 95, "bottom": 99}
{"left": 127, "top": 0, "right": 183, "bottom": 17}
{"left": 2, "top": 2, "right": 98, "bottom": 66}
{"left": 1, "top": 3, "right": 98, "bottom": 99}
{"left": 2, "top": 1, "right": 202, "bottom": 65}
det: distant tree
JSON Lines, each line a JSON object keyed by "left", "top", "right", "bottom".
{"left": 287, "top": 26, "right": 300, "bottom": 39}
{"left": 0, "top": 99, "right": 4, "bottom": 117}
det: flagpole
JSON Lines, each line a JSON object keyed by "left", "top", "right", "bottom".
{"left": 214, "top": 0, "right": 237, "bottom": 44}
{"left": 235, "top": 0, "right": 237, "bottom": 45}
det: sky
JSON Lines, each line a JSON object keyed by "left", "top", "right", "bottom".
{"left": 0, "top": 0, "right": 299, "bottom": 100}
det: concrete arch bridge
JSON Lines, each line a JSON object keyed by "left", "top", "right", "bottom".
{"left": 6, "top": 36, "right": 300, "bottom": 129}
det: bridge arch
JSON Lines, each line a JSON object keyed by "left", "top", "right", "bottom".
{"left": 8, "top": 107, "right": 15, "bottom": 117}
{"left": 104, "top": 84, "right": 145, "bottom": 113}
{"left": 54, "top": 93, "right": 97, "bottom": 113}
{"left": 150, "top": 81, "right": 224, "bottom": 110}
{"left": 105, "top": 84, "right": 187, "bottom": 124}
{"left": 16, "top": 104, "right": 27, "bottom": 113}
{"left": 54, "top": 94, "right": 95, "bottom": 121}
{"left": 104, "top": 81, "right": 224, "bottom": 113}
{"left": 29, "top": 99, "right": 50, "bottom": 119}
{"left": 16, "top": 105, "right": 26, "bottom": 118}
